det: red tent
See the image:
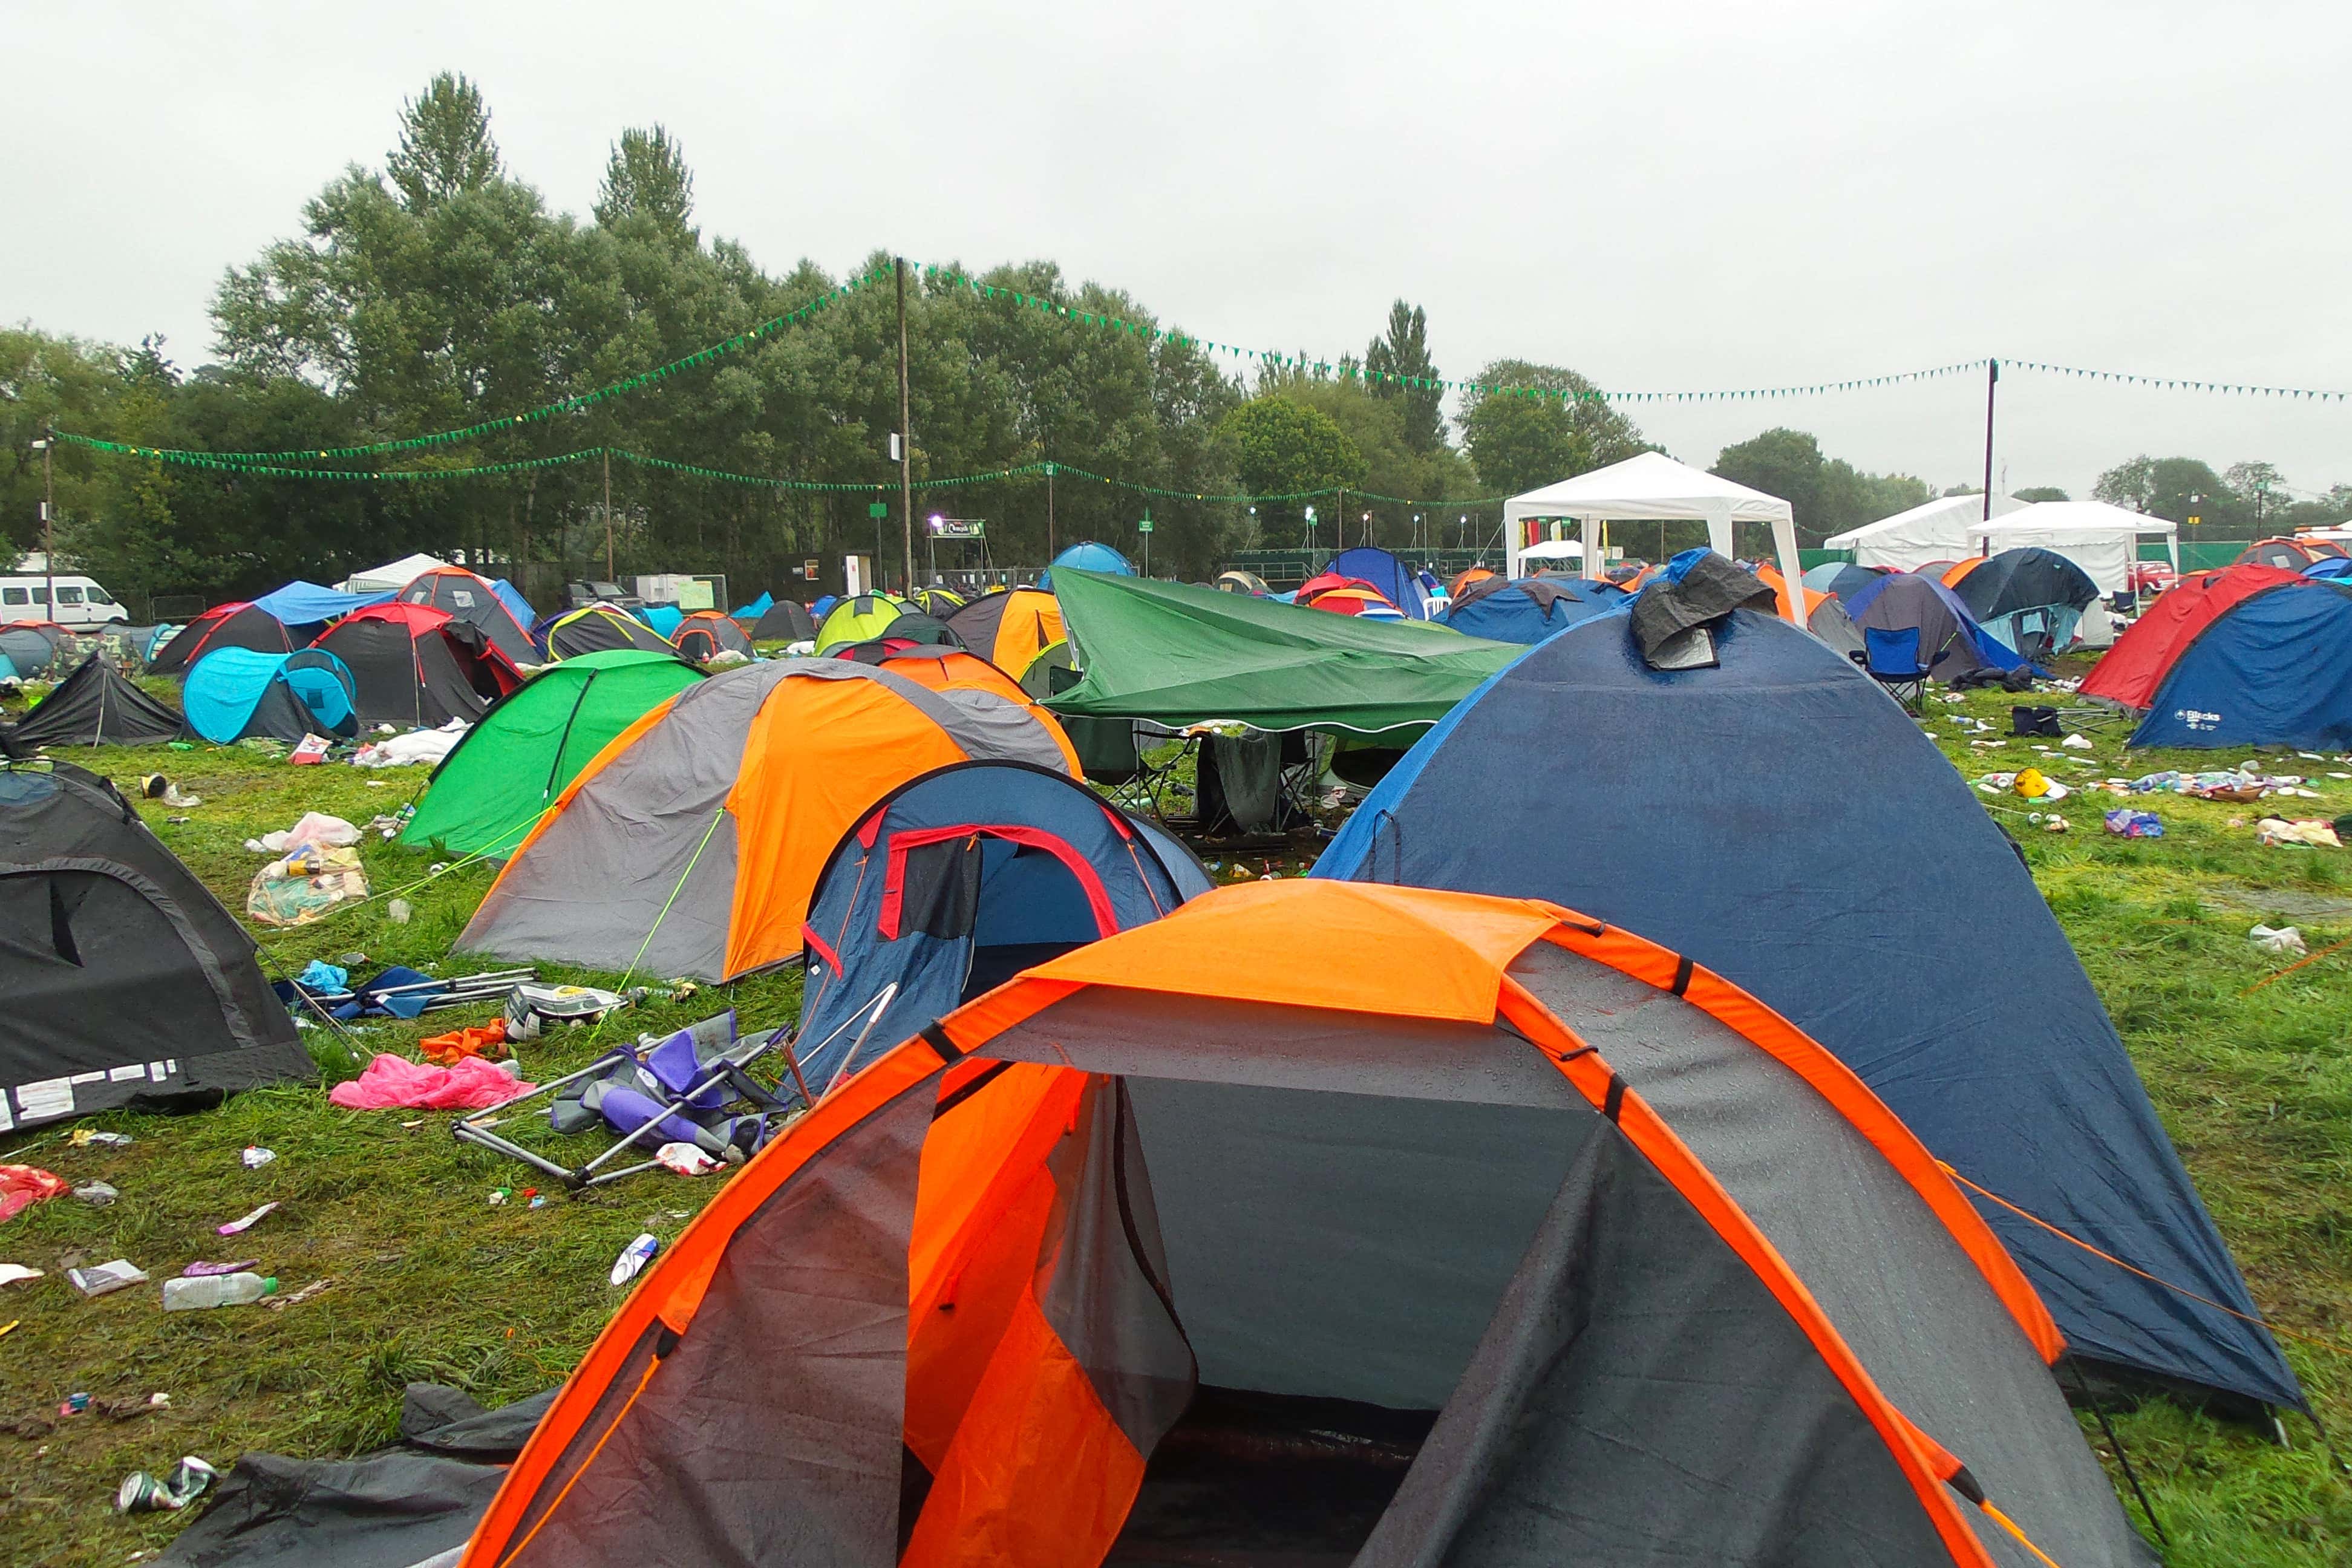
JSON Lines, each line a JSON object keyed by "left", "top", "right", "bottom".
{"left": 1295, "top": 573, "right": 1400, "bottom": 616}
{"left": 2080, "top": 564, "right": 2305, "bottom": 710}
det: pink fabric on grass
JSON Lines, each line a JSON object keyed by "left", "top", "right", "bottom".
{"left": 328, "top": 1054, "right": 535, "bottom": 1111}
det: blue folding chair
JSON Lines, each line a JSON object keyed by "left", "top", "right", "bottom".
{"left": 1854, "top": 626, "right": 1930, "bottom": 713}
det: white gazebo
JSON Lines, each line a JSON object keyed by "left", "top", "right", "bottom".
{"left": 1965, "top": 501, "right": 2180, "bottom": 596}
{"left": 1824, "top": 492, "right": 2027, "bottom": 572}
{"left": 1501, "top": 452, "right": 1804, "bottom": 622}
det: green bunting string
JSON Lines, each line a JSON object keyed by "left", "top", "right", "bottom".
{"left": 66, "top": 267, "right": 891, "bottom": 467}
{"left": 2004, "top": 359, "right": 2351, "bottom": 401}
{"left": 64, "top": 437, "right": 1515, "bottom": 511}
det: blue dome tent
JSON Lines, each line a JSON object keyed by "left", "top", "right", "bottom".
{"left": 2130, "top": 577, "right": 2352, "bottom": 748}
{"left": 1438, "top": 575, "right": 1629, "bottom": 642}
{"left": 795, "top": 760, "right": 1211, "bottom": 1100}
{"left": 182, "top": 648, "right": 358, "bottom": 743}
{"left": 1037, "top": 540, "right": 1137, "bottom": 590}
{"left": 1327, "top": 546, "right": 1434, "bottom": 620}
{"left": 1313, "top": 605, "right": 2301, "bottom": 1413}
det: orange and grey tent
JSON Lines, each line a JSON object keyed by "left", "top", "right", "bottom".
{"left": 668, "top": 610, "right": 753, "bottom": 663}
{"left": 460, "top": 881, "right": 2146, "bottom": 1568}
{"left": 821, "top": 642, "right": 1081, "bottom": 771}
{"left": 1448, "top": 564, "right": 1497, "bottom": 598}
{"left": 456, "top": 658, "right": 1079, "bottom": 981}
{"left": 941, "top": 585, "right": 1065, "bottom": 678}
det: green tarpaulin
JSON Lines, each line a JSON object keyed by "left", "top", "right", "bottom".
{"left": 1045, "top": 571, "right": 1524, "bottom": 736}
{"left": 399, "top": 649, "right": 704, "bottom": 858}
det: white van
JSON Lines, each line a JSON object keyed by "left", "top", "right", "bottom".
{"left": 0, "top": 575, "right": 131, "bottom": 629}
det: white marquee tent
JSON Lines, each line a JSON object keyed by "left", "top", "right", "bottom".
{"left": 1966, "top": 501, "right": 2179, "bottom": 596}
{"left": 1823, "top": 493, "right": 2027, "bottom": 571}
{"left": 1501, "top": 452, "right": 1803, "bottom": 622}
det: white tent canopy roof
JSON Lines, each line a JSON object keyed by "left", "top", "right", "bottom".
{"left": 1503, "top": 452, "right": 1802, "bottom": 621}
{"left": 338, "top": 552, "right": 453, "bottom": 594}
{"left": 1520, "top": 539, "right": 1585, "bottom": 560}
{"left": 1964, "top": 501, "right": 2179, "bottom": 596}
{"left": 1971, "top": 500, "right": 2175, "bottom": 538}
{"left": 1822, "top": 492, "right": 2026, "bottom": 554}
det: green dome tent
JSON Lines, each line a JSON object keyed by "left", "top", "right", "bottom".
{"left": 812, "top": 593, "right": 911, "bottom": 653}
{"left": 398, "top": 650, "right": 705, "bottom": 859}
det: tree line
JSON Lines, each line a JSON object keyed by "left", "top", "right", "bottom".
{"left": 3, "top": 73, "right": 2341, "bottom": 612}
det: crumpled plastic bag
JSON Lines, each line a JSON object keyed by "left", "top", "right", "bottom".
{"left": 2105, "top": 809, "right": 2164, "bottom": 838}
{"left": 245, "top": 813, "right": 361, "bottom": 854}
{"left": 247, "top": 845, "right": 367, "bottom": 927}
{"left": 328, "top": 1053, "right": 534, "bottom": 1111}
{"left": 2249, "top": 924, "right": 2307, "bottom": 955}
{"left": 0, "top": 1165, "right": 71, "bottom": 1224}
{"left": 351, "top": 722, "right": 468, "bottom": 769}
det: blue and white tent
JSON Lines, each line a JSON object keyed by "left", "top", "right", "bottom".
{"left": 1037, "top": 540, "right": 1136, "bottom": 590}
{"left": 1313, "top": 605, "right": 2302, "bottom": 1413}
{"left": 249, "top": 580, "right": 394, "bottom": 630}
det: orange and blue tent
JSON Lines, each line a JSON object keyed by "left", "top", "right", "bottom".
{"left": 458, "top": 880, "right": 2147, "bottom": 1568}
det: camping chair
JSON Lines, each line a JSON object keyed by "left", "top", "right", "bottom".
{"left": 1853, "top": 627, "right": 1932, "bottom": 714}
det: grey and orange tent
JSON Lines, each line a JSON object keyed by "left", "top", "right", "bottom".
{"left": 458, "top": 881, "right": 2149, "bottom": 1568}
{"left": 668, "top": 610, "right": 753, "bottom": 663}
{"left": 456, "top": 658, "right": 1080, "bottom": 981}
{"left": 941, "top": 585, "right": 1064, "bottom": 679}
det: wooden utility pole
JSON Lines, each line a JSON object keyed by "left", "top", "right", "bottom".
{"left": 896, "top": 258, "right": 915, "bottom": 593}
{"left": 1981, "top": 360, "right": 1999, "bottom": 524}
{"left": 602, "top": 448, "right": 615, "bottom": 580}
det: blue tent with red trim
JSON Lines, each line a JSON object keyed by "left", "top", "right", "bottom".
{"left": 1312, "top": 604, "right": 2301, "bottom": 1414}
{"left": 795, "top": 760, "right": 1211, "bottom": 1100}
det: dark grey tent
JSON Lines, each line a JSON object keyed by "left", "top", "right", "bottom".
{"left": 750, "top": 599, "right": 818, "bottom": 642}
{"left": 0, "top": 655, "right": 183, "bottom": 751}
{"left": 1, "top": 760, "right": 315, "bottom": 1128}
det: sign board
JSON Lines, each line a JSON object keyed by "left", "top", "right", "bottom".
{"left": 845, "top": 554, "right": 871, "bottom": 596}
{"left": 803, "top": 559, "right": 820, "bottom": 581}
{"left": 676, "top": 580, "right": 714, "bottom": 610}
{"left": 1136, "top": 518, "right": 1154, "bottom": 534}
{"left": 928, "top": 517, "right": 985, "bottom": 539}
{"left": 867, "top": 502, "right": 890, "bottom": 520}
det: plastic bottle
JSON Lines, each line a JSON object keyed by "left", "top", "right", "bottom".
{"left": 162, "top": 1273, "right": 278, "bottom": 1310}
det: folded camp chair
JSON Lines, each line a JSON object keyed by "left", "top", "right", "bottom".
{"left": 1853, "top": 626, "right": 1931, "bottom": 714}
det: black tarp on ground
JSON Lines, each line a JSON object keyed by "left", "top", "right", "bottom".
{"left": 149, "top": 604, "right": 293, "bottom": 676}
{"left": 1953, "top": 547, "right": 2101, "bottom": 621}
{"left": 0, "top": 761, "right": 313, "bottom": 1129}
{"left": 1, "top": 655, "right": 183, "bottom": 751}
{"left": 159, "top": 1383, "right": 558, "bottom": 1568}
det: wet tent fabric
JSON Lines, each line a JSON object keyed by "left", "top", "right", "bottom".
{"left": 148, "top": 603, "right": 293, "bottom": 676}
{"left": 1037, "top": 539, "right": 1136, "bottom": 590}
{"left": 814, "top": 594, "right": 912, "bottom": 653}
{"left": 399, "top": 650, "right": 705, "bottom": 859}
{"left": 1315, "top": 607, "right": 2299, "bottom": 1411}
{"left": 2128, "top": 579, "right": 2352, "bottom": 749}
{"left": 1950, "top": 548, "right": 2100, "bottom": 658}
{"left": 460, "top": 881, "right": 2145, "bottom": 1568}
{"left": 1329, "top": 546, "right": 1435, "bottom": 619}
{"left": 670, "top": 611, "right": 753, "bottom": 662}
{"left": 1296, "top": 576, "right": 1406, "bottom": 618}
{"left": 312, "top": 604, "right": 520, "bottom": 728}
{"left": 457, "top": 658, "right": 1080, "bottom": 981}
{"left": 249, "top": 580, "right": 393, "bottom": 628}
{"left": 0, "top": 626, "right": 62, "bottom": 680}
{"left": 1, "top": 760, "right": 314, "bottom": 1130}
{"left": 1808, "top": 595, "right": 1867, "bottom": 659}
{"left": 181, "top": 648, "right": 358, "bottom": 743}
{"left": 909, "top": 586, "right": 967, "bottom": 616}
{"left": 942, "top": 586, "right": 1064, "bottom": 676}
{"left": 1815, "top": 562, "right": 1890, "bottom": 601}
{"left": 397, "top": 567, "right": 537, "bottom": 664}
{"left": 815, "top": 645, "right": 1080, "bottom": 774}
{"left": 2304, "top": 555, "right": 2352, "bottom": 581}
{"left": 733, "top": 590, "right": 774, "bottom": 620}
{"left": 795, "top": 760, "right": 1212, "bottom": 1096}
{"left": 639, "top": 604, "right": 683, "bottom": 640}
{"left": 750, "top": 599, "right": 818, "bottom": 642}
{"left": 1439, "top": 576, "right": 1628, "bottom": 642}
{"left": 2082, "top": 565, "right": 2307, "bottom": 711}
{"left": 1843, "top": 572, "right": 2025, "bottom": 681}
{"left": 490, "top": 578, "right": 535, "bottom": 630}
{"left": 1, "top": 656, "right": 183, "bottom": 750}
{"left": 544, "top": 605, "right": 675, "bottom": 661}
{"left": 1048, "top": 571, "right": 1519, "bottom": 737}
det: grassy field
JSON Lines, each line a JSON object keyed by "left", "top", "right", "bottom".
{"left": 0, "top": 665, "right": 2348, "bottom": 1565}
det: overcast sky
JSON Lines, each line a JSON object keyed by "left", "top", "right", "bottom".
{"left": 7, "top": 0, "right": 2348, "bottom": 503}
